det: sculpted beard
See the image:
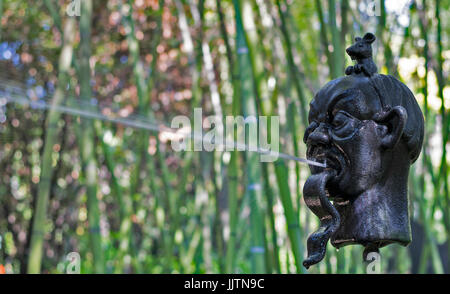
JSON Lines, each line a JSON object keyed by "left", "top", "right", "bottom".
{"left": 302, "top": 169, "right": 339, "bottom": 269}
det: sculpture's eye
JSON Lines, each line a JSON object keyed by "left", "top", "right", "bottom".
{"left": 330, "top": 111, "right": 358, "bottom": 138}
{"left": 331, "top": 112, "right": 349, "bottom": 129}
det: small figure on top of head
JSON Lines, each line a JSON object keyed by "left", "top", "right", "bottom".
{"left": 345, "top": 32, "right": 378, "bottom": 77}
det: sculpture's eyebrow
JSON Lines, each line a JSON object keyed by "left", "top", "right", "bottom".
{"left": 326, "top": 89, "right": 359, "bottom": 118}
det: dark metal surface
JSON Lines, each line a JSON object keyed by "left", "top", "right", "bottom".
{"left": 302, "top": 33, "right": 425, "bottom": 268}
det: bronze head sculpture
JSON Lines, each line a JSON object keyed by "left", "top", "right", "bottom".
{"left": 302, "top": 33, "right": 424, "bottom": 269}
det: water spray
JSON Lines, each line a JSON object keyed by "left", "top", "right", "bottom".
{"left": 0, "top": 78, "right": 326, "bottom": 168}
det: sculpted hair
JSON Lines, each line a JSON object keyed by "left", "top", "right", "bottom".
{"left": 369, "top": 74, "right": 425, "bottom": 163}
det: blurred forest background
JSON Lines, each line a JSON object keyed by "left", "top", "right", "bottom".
{"left": 0, "top": 0, "right": 449, "bottom": 274}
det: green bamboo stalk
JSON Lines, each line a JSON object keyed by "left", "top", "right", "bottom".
{"left": 174, "top": 0, "right": 203, "bottom": 273}
{"left": 261, "top": 162, "right": 281, "bottom": 273}
{"left": 232, "top": 0, "right": 266, "bottom": 273}
{"left": 95, "top": 123, "right": 125, "bottom": 219}
{"left": 273, "top": 161, "right": 306, "bottom": 273}
{"left": 147, "top": 0, "right": 164, "bottom": 98}
{"left": 199, "top": 170, "right": 214, "bottom": 273}
{"left": 151, "top": 184, "right": 172, "bottom": 271}
{"left": 192, "top": 0, "right": 226, "bottom": 271}
{"left": 121, "top": 0, "right": 153, "bottom": 196}
{"left": 78, "top": 0, "right": 104, "bottom": 273}
{"left": 417, "top": 0, "right": 444, "bottom": 274}
{"left": 340, "top": 0, "right": 349, "bottom": 47}
{"left": 418, "top": 241, "right": 430, "bottom": 273}
{"left": 419, "top": 1, "right": 432, "bottom": 273}
{"left": 287, "top": 102, "right": 301, "bottom": 217}
{"left": 215, "top": 0, "right": 242, "bottom": 274}
{"left": 158, "top": 145, "right": 179, "bottom": 272}
{"left": 434, "top": 0, "right": 450, "bottom": 269}
{"left": 42, "top": 0, "right": 80, "bottom": 75}
{"left": 241, "top": 0, "right": 277, "bottom": 273}
{"left": 216, "top": 0, "right": 233, "bottom": 74}
{"left": 411, "top": 169, "right": 444, "bottom": 273}
{"left": 26, "top": 18, "right": 76, "bottom": 274}
{"left": 247, "top": 12, "right": 281, "bottom": 269}
{"left": 283, "top": 7, "right": 318, "bottom": 92}
{"left": 269, "top": 8, "right": 310, "bottom": 270}
{"left": 181, "top": 223, "right": 202, "bottom": 272}
{"left": 245, "top": 3, "right": 296, "bottom": 270}
{"left": 315, "top": 0, "right": 333, "bottom": 77}
{"left": 94, "top": 120, "right": 146, "bottom": 273}
{"left": 177, "top": 152, "right": 196, "bottom": 272}
{"left": 93, "top": 120, "right": 135, "bottom": 273}
{"left": 242, "top": 0, "right": 269, "bottom": 102}
{"left": 174, "top": 0, "right": 207, "bottom": 273}
{"left": 275, "top": 0, "right": 308, "bottom": 127}
{"left": 377, "top": 0, "right": 394, "bottom": 73}
{"left": 251, "top": 0, "right": 277, "bottom": 86}
{"left": 176, "top": 0, "right": 201, "bottom": 107}
{"left": 119, "top": 0, "right": 165, "bottom": 273}
{"left": 327, "top": 0, "right": 344, "bottom": 79}
{"left": 225, "top": 152, "right": 239, "bottom": 273}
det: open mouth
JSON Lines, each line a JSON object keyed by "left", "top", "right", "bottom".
{"left": 307, "top": 148, "right": 345, "bottom": 181}
{"left": 325, "top": 155, "right": 343, "bottom": 179}
{"left": 307, "top": 153, "right": 327, "bottom": 174}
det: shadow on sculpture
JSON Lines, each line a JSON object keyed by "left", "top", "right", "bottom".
{"left": 302, "top": 33, "right": 424, "bottom": 269}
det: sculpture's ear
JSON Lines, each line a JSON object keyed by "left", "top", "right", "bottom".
{"left": 374, "top": 106, "right": 407, "bottom": 149}
{"left": 363, "top": 33, "right": 376, "bottom": 44}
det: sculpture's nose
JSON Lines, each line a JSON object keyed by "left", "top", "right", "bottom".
{"left": 307, "top": 123, "right": 330, "bottom": 146}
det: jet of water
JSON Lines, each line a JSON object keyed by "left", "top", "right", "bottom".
{"left": 0, "top": 78, "right": 326, "bottom": 168}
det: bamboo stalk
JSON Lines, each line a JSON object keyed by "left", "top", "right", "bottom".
{"left": 287, "top": 102, "right": 301, "bottom": 218}
{"left": 434, "top": 0, "right": 450, "bottom": 270}
{"left": 232, "top": 0, "right": 266, "bottom": 273}
{"left": 416, "top": 0, "right": 444, "bottom": 273}
{"left": 92, "top": 121, "right": 139, "bottom": 273}
{"left": 192, "top": 0, "right": 226, "bottom": 271}
{"left": 244, "top": 3, "right": 304, "bottom": 271}
{"left": 275, "top": 0, "right": 308, "bottom": 127}
{"left": 273, "top": 160, "right": 306, "bottom": 273}
{"left": 251, "top": 1, "right": 282, "bottom": 272}
{"left": 174, "top": 0, "right": 206, "bottom": 273}
{"left": 261, "top": 162, "right": 281, "bottom": 273}
{"left": 121, "top": 0, "right": 153, "bottom": 195}
{"left": 26, "top": 18, "right": 76, "bottom": 274}
{"left": 327, "top": 0, "right": 344, "bottom": 79}
{"left": 215, "top": 0, "right": 242, "bottom": 274}
{"left": 340, "top": 0, "right": 349, "bottom": 47}
{"left": 377, "top": 0, "right": 394, "bottom": 73}
{"left": 118, "top": 0, "right": 165, "bottom": 273}
{"left": 241, "top": 0, "right": 276, "bottom": 273}
{"left": 411, "top": 168, "right": 444, "bottom": 273}
{"left": 78, "top": 0, "right": 104, "bottom": 273}
{"left": 315, "top": 0, "right": 333, "bottom": 77}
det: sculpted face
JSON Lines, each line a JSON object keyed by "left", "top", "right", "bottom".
{"left": 304, "top": 77, "right": 401, "bottom": 199}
